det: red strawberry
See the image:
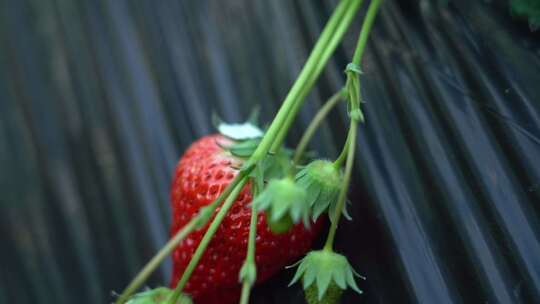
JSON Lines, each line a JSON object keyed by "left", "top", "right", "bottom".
{"left": 170, "top": 134, "right": 323, "bottom": 304}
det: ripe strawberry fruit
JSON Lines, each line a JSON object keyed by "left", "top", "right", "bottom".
{"left": 170, "top": 134, "right": 323, "bottom": 304}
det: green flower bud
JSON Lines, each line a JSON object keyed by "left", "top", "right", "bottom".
{"left": 254, "top": 177, "right": 309, "bottom": 233}
{"left": 296, "top": 160, "right": 343, "bottom": 221}
{"left": 125, "top": 287, "right": 192, "bottom": 304}
{"left": 289, "top": 250, "right": 362, "bottom": 303}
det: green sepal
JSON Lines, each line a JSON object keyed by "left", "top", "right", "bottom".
{"left": 345, "top": 63, "right": 362, "bottom": 75}
{"left": 259, "top": 152, "right": 292, "bottom": 181}
{"left": 349, "top": 108, "right": 364, "bottom": 122}
{"left": 344, "top": 62, "right": 364, "bottom": 123}
{"left": 328, "top": 198, "right": 353, "bottom": 223}
{"left": 289, "top": 250, "right": 363, "bottom": 301}
{"left": 228, "top": 139, "right": 261, "bottom": 158}
{"left": 125, "top": 287, "right": 192, "bottom": 304}
{"left": 250, "top": 160, "right": 265, "bottom": 196}
{"left": 296, "top": 160, "right": 343, "bottom": 221}
{"left": 253, "top": 178, "right": 310, "bottom": 230}
{"left": 234, "top": 142, "right": 292, "bottom": 177}
{"left": 341, "top": 200, "right": 353, "bottom": 221}
{"left": 238, "top": 261, "right": 257, "bottom": 286}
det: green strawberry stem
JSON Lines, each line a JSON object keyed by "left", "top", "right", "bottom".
{"left": 240, "top": 281, "right": 251, "bottom": 304}
{"left": 121, "top": 0, "right": 380, "bottom": 302}
{"left": 114, "top": 219, "right": 197, "bottom": 304}
{"left": 269, "top": 0, "right": 365, "bottom": 154}
{"left": 334, "top": 0, "right": 382, "bottom": 170}
{"left": 167, "top": 0, "right": 359, "bottom": 297}
{"left": 238, "top": 190, "right": 259, "bottom": 304}
{"left": 172, "top": 0, "right": 371, "bottom": 299}
{"left": 114, "top": 167, "right": 253, "bottom": 304}
{"left": 265, "top": 0, "right": 351, "bottom": 155}
{"left": 168, "top": 176, "right": 250, "bottom": 304}
{"left": 237, "top": 1, "right": 365, "bottom": 300}
{"left": 324, "top": 0, "right": 382, "bottom": 251}
{"left": 332, "top": 126, "right": 352, "bottom": 169}
{"left": 324, "top": 120, "right": 357, "bottom": 251}
{"left": 291, "top": 90, "right": 345, "bottom": 169}
{"left": 351, "top": 0, "right": 381, "bottom": 68}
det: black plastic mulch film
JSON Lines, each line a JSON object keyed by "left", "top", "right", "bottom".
{"left": 0, "top": 0, "right": 539, "bottom": 303}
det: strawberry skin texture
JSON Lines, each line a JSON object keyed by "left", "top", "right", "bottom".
{"left": 170, "top": 134, "right": 323, "bottom": 304}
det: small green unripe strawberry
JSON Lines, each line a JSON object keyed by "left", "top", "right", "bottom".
{"left": 304, "top": 282, "right": 343, "bottom": 304}
{"left": 289, "top": 250, "right": 362, "bottom": 304}
{"left": 265, "top": 212, "right": 294, "bottom": 234}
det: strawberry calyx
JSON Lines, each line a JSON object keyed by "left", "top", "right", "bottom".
{"left": 296, "top": 160, "right": 343, "bottom": 221}
{"left": 253, "top": 177, "right": 310, "bottom": 233}
{"left": 125, "top": 287, "right": 192, "bottom": 304}
{"left": 289, "top": 250, "right": 363, "bottom": 303}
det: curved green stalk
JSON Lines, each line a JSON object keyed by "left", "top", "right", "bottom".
{"left": 324, "top": 0, "right": 383, "bottom": 251}
{"left": 239, "top": 195, "right": 259, "bottom": 304}
{"left": 333, "top": 126, "right": 352, "bottom": 169}
{"left": 166, "top": 2, "right": 366, "bottom": 299}
{"left": 351, "top": 0, "right": 382, "bottom": 65}
{"left": 114, "top": 220, "right": 197, "bottom": 304}
{"left": 118, "top": 1, "right": 383, "bottom": 302}
{"left": 291, "top": 90, "right": 344, "bottom": 168}
{"left": 269, "top": 0, "right": 365, "bottom": 154}
{"left": 237, "top": 1, "right": 368, "bottom": 300}
{"left": 239, "top": 281, "right": 252, "bottom": 304}
{"left": 167, "top": 177, "right": 250, "bottom": 303}
{"left": 323, "top": 120, "right": 357, "bottom": 251}
{"left": 115, "top": 165, "right": 252, "bottom": 304}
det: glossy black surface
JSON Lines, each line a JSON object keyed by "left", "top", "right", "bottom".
{"left": 1, "top": 0, "right": 539, "bottom": 303}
